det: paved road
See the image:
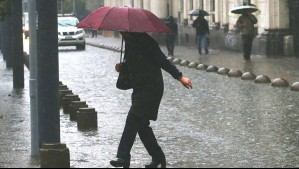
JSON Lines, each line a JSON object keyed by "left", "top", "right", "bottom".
{"left": 0, "top": 35, "right": 298, "bottom": 168}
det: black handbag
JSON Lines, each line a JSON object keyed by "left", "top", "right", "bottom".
{"left": 116, "top": 38, "right": 132, "bottom": 90}
{"left": 116, "top": 59, "right": 132, "bottom": 90}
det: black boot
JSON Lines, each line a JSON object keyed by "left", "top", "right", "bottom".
{"left": 145, "top": 158, "right": 166, "bottom": 168}
{"left": 198, "top": 47, "right": 202, "bottom": 55}
{"left": 110, "top": 158, "right": 130, "bottom": 168}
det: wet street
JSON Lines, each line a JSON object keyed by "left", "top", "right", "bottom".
{"left": 59, "top": 45, "right": 299, "bottom": 168}
{"left": 1, "top": 43, "right": 299, "bottom": 168}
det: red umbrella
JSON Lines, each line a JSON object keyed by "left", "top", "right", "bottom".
{"left": 77, "top": 6, "right": 172, "bottom": 33}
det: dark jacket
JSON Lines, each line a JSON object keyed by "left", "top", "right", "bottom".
{"left": 165, "top": 18, "right": 178, "bottom": 36}
{"left": 192, "top": 17, "right": 209, "bottom": 35}
{"left": 236, "top": 13, "right": 258, "bottom": 37}
{"left": 124, "top": 33, "right": 182, "bottom": 121}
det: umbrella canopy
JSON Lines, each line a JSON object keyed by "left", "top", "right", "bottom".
{"left": 77, "top": 6, "right": 172, "bottom": 33}
{"left": 229, "top": 3, "right": 261, "bottom": 17}
{"left": 188, "top": 9, "right": 209, "bottom": 16}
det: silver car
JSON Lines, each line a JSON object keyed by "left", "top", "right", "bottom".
{"left": 58, "top": 16, "right": 86, "bottom": 50}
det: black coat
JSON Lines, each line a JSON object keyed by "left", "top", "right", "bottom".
{"left": 124, "top": 34, "right": 182, "bottom": 121}
{"left": 192, "top": 17, "right": 209, "bottom": 35}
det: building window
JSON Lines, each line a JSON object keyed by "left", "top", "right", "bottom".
{"left": 244, "top": 0, "right": 251, "bottom": 4}
{"left": 141, "top": 0, "right": 144, "bottom": 8}
{"left": 190, "top": 0, "right": 193, "bottom": 10}
{"left": 210, "top": 0, "right": 215, "bottom": 23}
{"left": 211, "top": 0, "right": 215, "bottom": 11}
{"left": 180, "top": 0, "right": 184, "bottom": 11}
{"left": 200, "top": 0, "right": 204, "bottom": 9}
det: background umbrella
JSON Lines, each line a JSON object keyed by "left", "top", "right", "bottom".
{"left": 229, "top": 3, "right": 261, "bottom": 17}
{"left": 188, "top": 9, "right": 210, "bottom": 16}
{"left": 77, "top": 6, "right": 172, "bottom": 33}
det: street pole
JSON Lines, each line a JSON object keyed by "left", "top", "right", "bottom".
{"left": 28, "top": 0, "right": 39, "bottom": 156}
{"left": 11, "top": 0, "right": 24, "bottom": 89}
{"left": 0, "top": 22, "right": 3, "bottom": 58}
{"left": 5, "top": 1, "right": 13, "bottom": 68}
{"left": 36, "top": 0, "right": 60, "bottom": 146}
{"left": 73, "top": 0, "right": 76, "bottom": 15}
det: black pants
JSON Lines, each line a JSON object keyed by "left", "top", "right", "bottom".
{"left": 116, "top": 113, "right": 165, "bottom": 162}
{"left": 165, "top": 35, "right": 176, "bottom": 56}
{"left": 92, "top": 30, "right": 97, "bottom": 37}
{"left": 242, "top": 35, "right": 254, "bottom": 60}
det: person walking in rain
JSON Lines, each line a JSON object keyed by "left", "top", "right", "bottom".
{"left": 164, "top": 16, "right": 178, "bottom": 56}
{"left": 236, "top": 11, "right": 258, "bottom": 60}
{"left": 192, "top": 15, "right": 209, "bottom": 55}
{"left": 110, "top": 32, "right": 192, "bottom": 168}
{"left": 91, "top": 28, "right": 98, "bottom": 38}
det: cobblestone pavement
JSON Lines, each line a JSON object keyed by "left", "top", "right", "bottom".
{"left": 86, "top": 34, "right": 299, "bottom": 85}
{"left": 0, "top": 34, "right": 298, "bottom": 168}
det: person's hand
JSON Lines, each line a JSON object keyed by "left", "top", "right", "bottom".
{"left": 179, "top": 76, "right": 192, "bottom": 89}
{"left": 115, "top": 63, "right": 121, "bottom": 73}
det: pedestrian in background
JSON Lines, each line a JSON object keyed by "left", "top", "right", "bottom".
{"left": 236, "top": 11, "right": 258, "bottom": 60}
{"left": 91, "top": 29, "right": 98, "bottom": 38}
{"left": 110, "top": 32, "right": 192, "bottom": 168}
{"left": 164, "top": 16, "right": 178, "bottom": 56}
{"left": 192, "top": 15, "right": 210, "bottom": 55}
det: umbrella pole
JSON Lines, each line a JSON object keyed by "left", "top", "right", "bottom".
{"left": 120, "top": 37, "right": 124, "bottom": 63}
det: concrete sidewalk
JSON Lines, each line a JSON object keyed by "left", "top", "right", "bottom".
{"left": 85, "top": 34, "right": 299, "bottom": 85}
{"left": 0, "top": 58, "right": 39, "bottom": 168}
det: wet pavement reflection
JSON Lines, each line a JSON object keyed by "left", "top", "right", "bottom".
{"left": 0, "top": 43, "right": 299, "bottom": 168}
{"left": 58, "top": 46, "right": 299, "bottom": 168}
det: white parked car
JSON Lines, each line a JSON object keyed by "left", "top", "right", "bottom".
{"left": 58, "top": 16, "right": 86, "bottom": 50}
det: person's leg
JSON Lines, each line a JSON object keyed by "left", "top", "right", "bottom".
{"left": 197, "top": 35, "right": 202, "bottom": 55}
{"left": 203, "top": 33, "right": 209, "bottom": 54}
{"left": 170, "top": 36, "right": 176, "bottom": 56}
{"left": 247, "top": 37, "right": 254, "bottom": 57}
{"left": 242, "top": 35, "right": 253, "bottom": 60}
{"left": 111, "top": 113, "right": 144, "bottom": 168}
{"left": 138, "top": 123, "right": 166, "bottom": 168}
{"left": 166, "top": 36, "right": 171, "bottom": 55}
{"left": 170, "top": 42, "right": 175, "bottom": 56}
{"left": 116, "top": 113, "right": 143, "bottom": 161}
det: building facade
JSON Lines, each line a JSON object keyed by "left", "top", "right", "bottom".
{"left": 102, "top": 0, "right": 299, "bottom": 57}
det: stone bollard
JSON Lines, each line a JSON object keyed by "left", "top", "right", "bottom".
{"left": 271, "top": 78, "right": 289, "bottom": 87}
{"left": 40, "top": 143, "right": 70, "bottom": 168}
{"left": 188, "top": 62, "right": 198, "bottom": 69}
{"left": 291, "top": 82, "right": 299, "bottom": 91}
{"left": 59, "top": 90, "right": 73, "bottom": 108}
{"left": 196, "top": 64, "right": 208, "bottom": 70}
{"left": 167, "top": 57, "right": 174, "bottom": 62}
{"left": 172, "top": 58, "right": 182, "bottom": 65}
{"left": 255, "top": 75, "right": 271, "bottom": 84}
{"left": 59, "top": 85, "right": 69, "bottom": 91}
{"left": 241, "top": 72, "right": 257, "bottom": 81}
{"left": 69, "top": 101, "right": 88, "bottom": 121}
{"left": 63, "top": 94, "right": 80, "bottom": 114}
{"left": 217, "top": 68, "right": 230, "bottom": 75}
{"left": 228, "top": 70, "right": 243, "bottom": 77}
{"left": 180, "top": 60, "right": 190, "bottom": 66}
{"left": 77, "top": 108, "right": 98, "bottom": 131}
{"left": 206, "top": 66, "right": 219, "bottom": 72}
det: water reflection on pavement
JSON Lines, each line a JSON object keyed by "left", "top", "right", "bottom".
{"left": 0, "top": 40, "right": 298, "bottom": 168}
{"left": 58, "top": 45, "right": 299, "bottom": 168}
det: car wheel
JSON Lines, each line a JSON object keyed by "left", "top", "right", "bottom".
{"left": 76, "top": 44, "right": 86, "bottom": 50}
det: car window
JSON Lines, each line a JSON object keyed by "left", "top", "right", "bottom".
{"left": 58, "top": 17, "right": 79, "bottom": 27}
